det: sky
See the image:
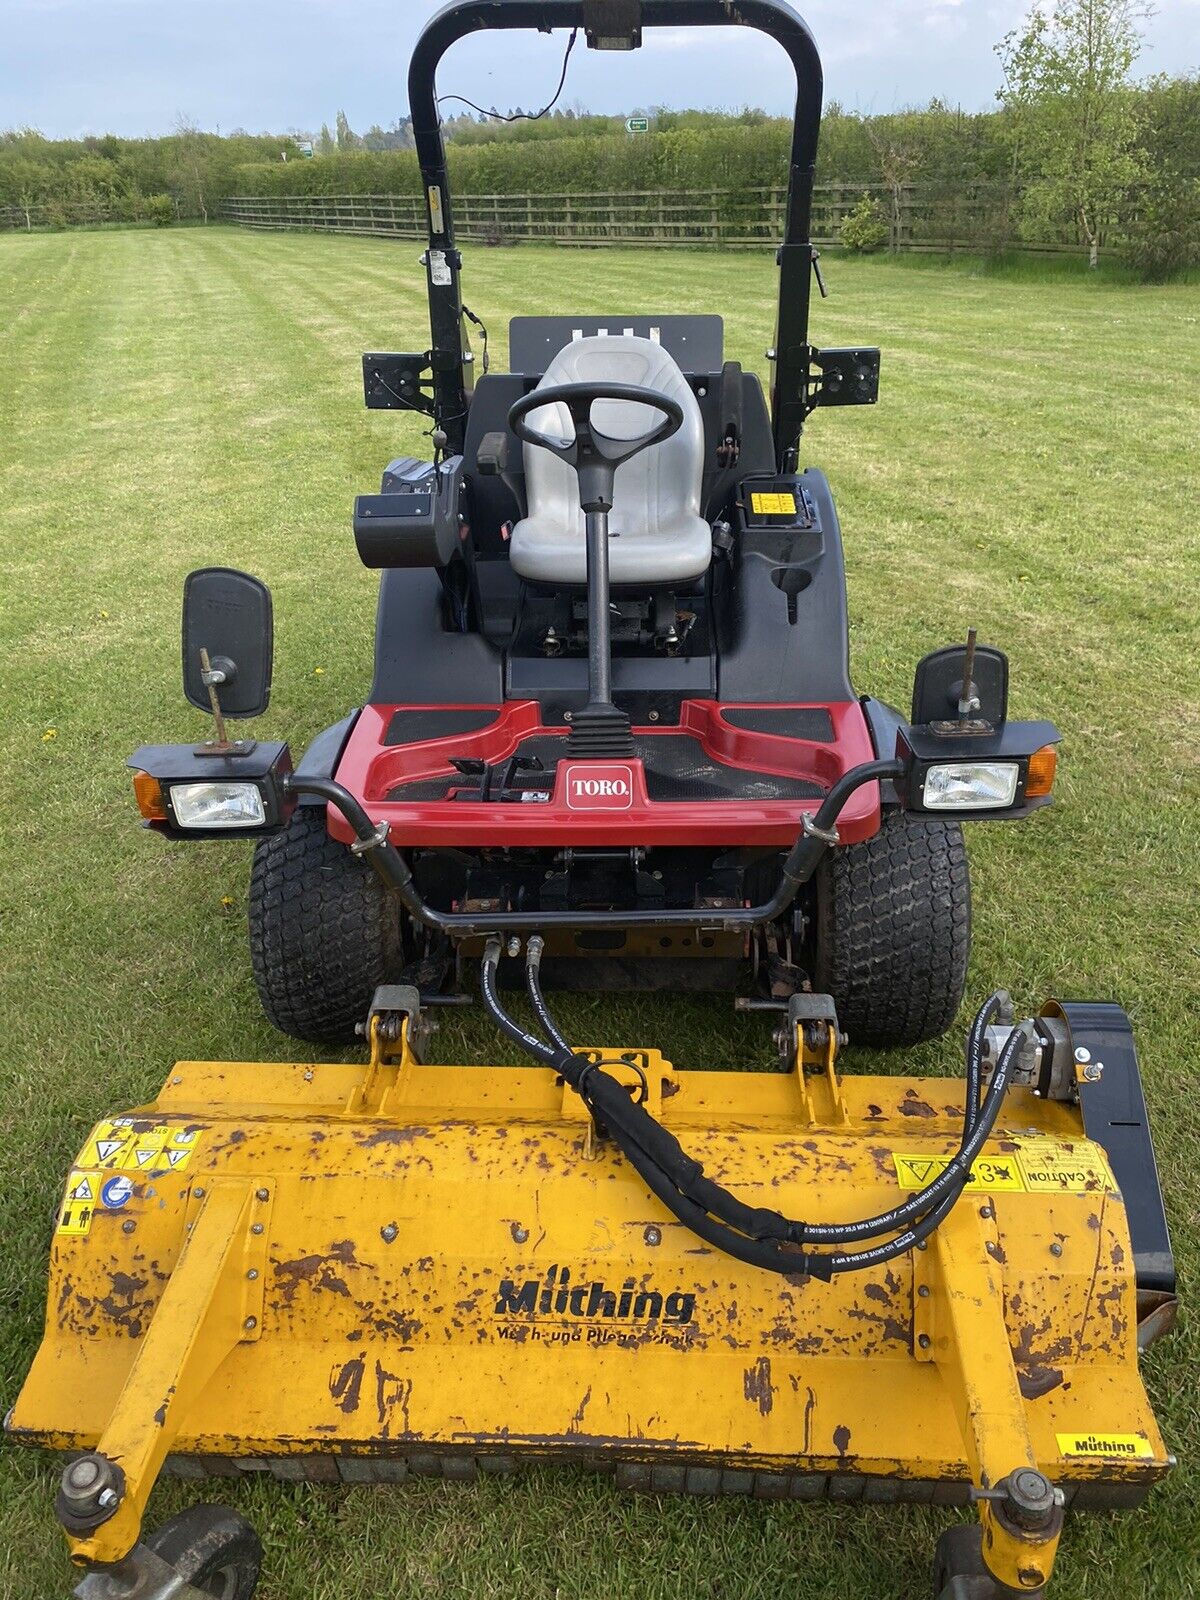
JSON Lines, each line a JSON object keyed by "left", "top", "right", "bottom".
{"left": 1, "top": 0, "right": 1197, "bottom": 141}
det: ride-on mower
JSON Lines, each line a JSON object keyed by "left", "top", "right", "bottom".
{"left": 9, "top": 2, "right": 1176, "bottom": 1596}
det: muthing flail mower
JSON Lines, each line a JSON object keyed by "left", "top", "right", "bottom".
{"left": 9, "top": 1, "right": 1177, "bottom": 1596}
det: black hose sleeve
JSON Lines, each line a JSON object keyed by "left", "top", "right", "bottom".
{"left": 570, "top": 991, "right": 1018, "bottom": 1250}
{"left": 500, "top": 943, "right": 1011, "bottom": 1280}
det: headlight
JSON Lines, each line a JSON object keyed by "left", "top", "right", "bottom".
{"left": 922, "top": 761, "right": 1019, "bottom": 810}
{"left": 169, "top": 780, "right": 268, "bottom": 830}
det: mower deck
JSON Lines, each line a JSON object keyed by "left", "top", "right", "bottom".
{"left": 11, "top": 1029, "right": 1171, "bottom": 1574}
{"left": 329, "top": 698, "right": 880, "bottom": 847}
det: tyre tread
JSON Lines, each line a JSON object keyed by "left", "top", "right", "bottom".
{"left": 248, "top": 807, "right": 402, "bottom": 1044}
{"left": 815, "top": 810, "right": 970, "bottom": 1047}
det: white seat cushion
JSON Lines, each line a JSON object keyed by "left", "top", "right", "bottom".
{"left": 509, "top": 335, "right": 712, "bottom": 587}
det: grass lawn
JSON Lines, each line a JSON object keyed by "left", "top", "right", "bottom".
{"left": 0, "top": 227, "right": 1197, "bottom": 1599}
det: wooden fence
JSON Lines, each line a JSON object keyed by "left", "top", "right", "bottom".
{"left": 218, "top": 184, "right": 1025, "bottom": 253}
{"left": 1, "top": 199, "right": 123, "bottom": 230}
{"left": 1, "top": 183, "right": 1101, "bottom": 253}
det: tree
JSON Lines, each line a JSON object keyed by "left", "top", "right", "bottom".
{"left": 997, "top": 0, "right": 1149, "bottom": 267}
{"left": 317, "top": 123, "right": 335, "bottom": 156}
{"left": 171, "top": 116, "right": 210, "bottom": 222}
{"left": 335, "top": 110, "right": 359, "bottom": 152}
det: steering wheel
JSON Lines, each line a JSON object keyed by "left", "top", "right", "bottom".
{"left": 508, "top": 381, "right": 684, "bottom": 513}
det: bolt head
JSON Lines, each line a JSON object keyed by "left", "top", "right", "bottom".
{"left": 251, "top": 1222, "right": 264, "bottom": 1235}
{"left": 243, "top": 1316, "right": 257, "bottom": 1331}
{"left": 918, "top": 1333, "right": 932, "bottom": 1350}
{"left": 917, "top": 1284, "right": 930, "bottom": 1298}
{"left": 96, "top": 1488, "right": 119, "bottom": 1510}
{"left": 381, "top": 1223, "right": 399, "bottom": 1243}
{"left": 1050, "top": 1242, "right": 1063, "bottom": 1257}
{"left": 192, "top": 1186, "right": 205, "bottom": 1198}
{"left": 256, "top": 1187, "right": 270, "bottom": 1202}
{"left": 1074, "top": 1046, "right": 1091, "bottom": 1063}
{"left": 122, "top": 1219, "right": 136, "bottom": 1235}
{"left": 246, "top": 1268, "right": 259, "bottom": 1281}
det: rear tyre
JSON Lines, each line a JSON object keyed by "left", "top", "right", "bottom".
{"left": 814, "top": 809, "right": 970, "bottom": 1047}
{"left": 145, "top": 1504, "right": 262, "bottom": 1600}
{"left": 248, "top": 805, "right": 404, "bottom": 1044}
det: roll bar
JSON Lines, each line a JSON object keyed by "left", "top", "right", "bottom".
{"left": 407, "top": 0, "right": 824, "bottom": 468}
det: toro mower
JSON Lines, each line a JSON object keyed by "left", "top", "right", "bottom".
{"left": 8, "top": 2, "right": 1176, "bottom": 1597}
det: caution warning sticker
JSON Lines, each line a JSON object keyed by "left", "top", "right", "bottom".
{"left": 81, "top": 1120, "right": 202, "bottom": 1175}
{"left": 893, "top": 1152, "right": 1025, "bottom": 1192}
{"left": 1056, "top": 1432, "right": 1154, "bottom": 1460}
{"left": 750, "top": 491, "right": 797, "bottom": 517}
{"left": 892, "top": 1139, "right": 1115, "bottom": 1196}
{"left": 1016, "top": 1139, "right": 1113, "bottom": 1194}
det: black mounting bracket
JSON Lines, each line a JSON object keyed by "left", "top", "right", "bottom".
{"left": 804, "top": 347, "right": 881, "bottom": 416}
{"left": 583, "top": 0, "right": 643, "bottom": 49}
{"left": 363, "top": 352, "right": 436, "bottom": 415}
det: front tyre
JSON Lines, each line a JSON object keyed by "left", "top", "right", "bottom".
{"left": 814, "top": 809, "right": 970, "bottom": 1047}
{"left": 248, "top": 805, "right": 404, "bottom": 1044}
{"left": 145, "top": 1504, "right": 262, "bottom": 1600}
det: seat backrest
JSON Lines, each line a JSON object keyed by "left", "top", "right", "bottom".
{"left": 511, "top": 334, "right": 710, "bottom": 586}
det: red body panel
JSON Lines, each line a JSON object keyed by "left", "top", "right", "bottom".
{"left": 330, "top": 700, "right": 882, "bottom": 849}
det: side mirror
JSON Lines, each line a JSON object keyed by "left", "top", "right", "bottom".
{"left": 182, "top": 568, "right": 273, "bottom": 720}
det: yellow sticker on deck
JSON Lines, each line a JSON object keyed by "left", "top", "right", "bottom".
{"left": 750, "top": 491, "right": 797, "bottom": 517}
{"left": 1015, "top": 1139, "right": 1113, "bottom": 1194}
{"left": 1056, "top": 1432, "right": 1153, "bottom": 1460}
{"left": 82, "top": 1119, "right": 201, "bottom": 1174}
{"left": 56, "top": 1171, "right": 101, "bottom": 1235}
{"left": 893, "top": 1153, "right": 1025, "bottom": 1192}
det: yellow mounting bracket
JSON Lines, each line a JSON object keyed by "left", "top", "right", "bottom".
{"left": 926, "top": 1202, "right": 1064, "bottom": 1592}
{"left": 344, "top": 1006, "right": 422, "bottom": 1116}
{"left": 789, "top": 1011, "right": 848, "bottom": 1126}
{"left": 63, "top": 1179, "right": 273, "bottom": 1569}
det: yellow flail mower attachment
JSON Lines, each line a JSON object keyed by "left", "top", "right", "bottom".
{"left": 9, "top": 947, "right": 1175, "bottom": 1600}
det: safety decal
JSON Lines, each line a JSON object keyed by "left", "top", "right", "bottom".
{"left": 750, "top": 491, "right": 797, "bottom": 517}
{"left": 1014, "top": 1139, "right": 1113, "bottom": 1194}
{"left": 1056, "top": 1432, "right": 1153, "bottom": 1460}
{"left": 892, "top": 1153, "right": 1025, "bottom": 1192}
{"left": 81, "top": 1119, "right": 203, "bottom": 1174}
{"left": 56, "top": 1171, "right": 100, "bottom": 1236}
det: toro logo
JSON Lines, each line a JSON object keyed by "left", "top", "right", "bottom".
{"left": 563, "top": 763, "right": 634, "bottom": 810}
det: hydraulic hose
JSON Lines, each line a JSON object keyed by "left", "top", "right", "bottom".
{"left": 486, "top": 944, "right": 1024, "bottom": 1279}
{"left": 525, "top": 936, "right": 573, "bottom": 1055}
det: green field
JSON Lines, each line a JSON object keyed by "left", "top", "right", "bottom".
{"left": 0, "top": 228, "right": 1197, "bottom": 1599}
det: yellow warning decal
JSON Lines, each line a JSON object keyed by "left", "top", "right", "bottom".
{"left": 1016, "top": 1139, "right": 1113, "bottom": 1194}
{"left": 893, "top": 1153, "right": 1025, "bottom": 1192}
{"left": 81, "top": 1119, "right": 202, "bottom": 1174}
{"left": 750, "top": 491, "right": 797, "bottom": 517}
{"left": 1056, "top": 1432, "right": 1153, "bottom": 1460}
{"left": 56, "top": 1171, "right": 101, "bottom": 1235}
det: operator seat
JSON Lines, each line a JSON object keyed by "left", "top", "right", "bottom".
{"left": 509, "top": 334, "right": 711, "bottom": 587}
